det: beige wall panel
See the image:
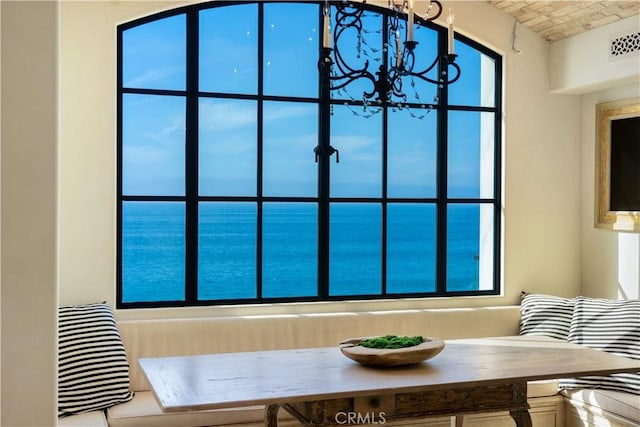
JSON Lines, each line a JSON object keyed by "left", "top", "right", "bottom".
{"left": 1, "top": 1, "right": 58, "bottom": 425}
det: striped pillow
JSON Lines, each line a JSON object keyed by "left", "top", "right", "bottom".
{"left": 560, "top": 297, "right": 640, "bottom": 395}
{"left": 58, "top": 302, "right": 134, "bottom": 416}
{"left": 519, "top": 292, "right": 575, "bottom": 340}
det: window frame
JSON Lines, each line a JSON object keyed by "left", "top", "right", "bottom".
{"left": 116, "top": 0, "right": 503, "bottom": 309}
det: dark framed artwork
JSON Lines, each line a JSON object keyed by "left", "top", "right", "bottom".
{"left": 595, "top": 97, "right": 640, "bottom": 231}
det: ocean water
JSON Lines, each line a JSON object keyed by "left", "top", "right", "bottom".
{"left": 121, "top": 202, "right": 484, "bottom": 303}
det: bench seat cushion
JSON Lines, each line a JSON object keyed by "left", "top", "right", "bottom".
{"left": 562, "top": 389, "right": 640, "bottom": 422}
{"left": 107, "top": 391, "right": 293, "bottom": 427}
{"left": 57, "top": 411, "right": 108, "bottom": 427}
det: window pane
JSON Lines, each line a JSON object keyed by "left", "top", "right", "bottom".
{"left": 388, "top": 108, "right": 437, "bottom": 198}
{"left": 122, "top": 202, "right": 185, "bottom": 303}
{"left": 447, "top": 203, "right": 494, "bottom": 292}
{"left": 200, "top": 5, "right": 258, "bottom": 94}
{"left": 330, "top": 105, "right": 382, "bottom": 197}
{"left": 448, "top": 111, "right": 495, "bottom": 199}
{"left": 387, "top": 204, "right": 436, "bottom": 293}
{"left": 263, "top": 102, "right": 318, "bottom": 197}
{"left": 263, "top": 203, "right": 317, "bottom": 298}
{"left": 330, "top": 203, "right": 381, "bottom": 296}
{"left": 118, "top": 1, "right": 502, "bottom": 308}
{"left": 199, "top": 98, "right": 257, "bottom": 196}
{"left": 448, "top": 41, "right": 495, "bottom": 108}
{"left": 330, "top": 8, "right": 383, "bottom": 102}
{"left": 122, "top": 94, "right": 185, "bottom": 196}
{"left": 264, "top": 3, "right": 319, "bottom": 98}
{"left": 123, "top": 14, "right": 186, "bottom": 91}
{"left": 198, "top": 203, "right": 256, "bottom": 300}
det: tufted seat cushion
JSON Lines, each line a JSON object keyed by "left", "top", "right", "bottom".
{"left": 561, "top": 388, "right": 640, "bottom": 423}
{"left": 106, "top": 391, "right": 295, "bottom": 427}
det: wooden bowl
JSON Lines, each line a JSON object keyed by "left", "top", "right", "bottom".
{"left": 339, "top": 336, "right": 445, "bottom": 367}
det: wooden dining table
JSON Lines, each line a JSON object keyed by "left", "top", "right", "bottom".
{"left": 138, "top": 336, "right": 640, "bottom": 427}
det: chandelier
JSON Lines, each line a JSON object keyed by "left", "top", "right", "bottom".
{"left": 319, "top": 0, "right": 461, "bottom": 111}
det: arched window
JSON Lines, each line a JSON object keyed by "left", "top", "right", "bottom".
{"left": 117, "top": 1, "right": 502, "bottom": 308}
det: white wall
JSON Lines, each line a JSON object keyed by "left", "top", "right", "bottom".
{"left": 58, "top": 0, "right": 582, "bottom": 319}
{"left": 1, "top": 1, "right": 58, "bottom": 425}
{"left": 550, "top": 15, "right": 640, "bottom": 94}
{"left": 580, "top": 82, "right": 640, "bottom": 300}
{"left": 547, "top": 10, "right": 640, "bottom": 300}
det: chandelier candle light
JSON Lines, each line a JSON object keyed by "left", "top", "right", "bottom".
{"left": 407, "top": 0, "right": 414, "bottom": 42}
{"left": 319, "top": 0, "right": 461, "bottom": 111}
{"left": 448, "top": 8, "right": 454, "bottom": 54}
{"left": 323, "top": 2, "right": 332, "bottom": 48}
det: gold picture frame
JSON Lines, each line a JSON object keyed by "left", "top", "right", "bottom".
{"left": 595, "top": 97, "right": 640, "bottom": 232}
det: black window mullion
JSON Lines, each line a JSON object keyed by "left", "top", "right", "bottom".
{"left": 317, "top": 3, "right": 331, "bottom": 299}
{"left": 381, "top": 107, "right": 388, "bottom": 296}
{"left": 116, "top": 28, "right": 125, "bottom": 308}
{"left": 256, "top": 2, "right": 265, "bottom": 300}
{"left": 435, "top": 26, "right": 449, "bottom": 296}
{"left": 381, "top": 13, "right": 390, "bottom": 296}
{"left": 184, "top": 10, "right": 199, "bottom": 304}
{"left": 492, "top": 56, "right": 504, "bottom": 294}
{"left": 122, "top": 87, "right": 186, "bottom": 97}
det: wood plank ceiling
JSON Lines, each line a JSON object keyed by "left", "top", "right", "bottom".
{"left": 487, "top": 1, "right": 640, "bottom": 42}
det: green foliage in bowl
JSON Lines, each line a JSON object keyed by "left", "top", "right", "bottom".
{"left": 358, "top": 335, "right": 425, "bottom": 349}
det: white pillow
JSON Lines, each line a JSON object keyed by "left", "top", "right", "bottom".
{"left": 560, "top": 296, "right": 639, "bottom": 395}
{"left": 519, "top": 292, "right": 574, "bottom": 341}
{"left": 58, "top": 302, "right": 134, "bottom": 416}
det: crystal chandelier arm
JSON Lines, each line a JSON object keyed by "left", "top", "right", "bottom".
{"left": 331, "top": 38, "right": 376, "bottom": 94}
{"left": 407, "top": 57, "right": 461, "bottom": 85}
{"left": 332, "top": 21, "right": 370, "bottom": 76}
{"left": 422, "top": 0, "right": 443, "bottom": 22}
{"left": 329, "top": 67, "right": 375, "bottom": 92}
{"left": 328, "top": 2, "right": 378, "bottom": 98}
{"left": 388, "top": 68, "right": 408, "bottom": 100}
{"left": 403, "top": 48, "right": 438, "bottom": 74}
{"left": 335, "top": 3, "right": 366, "bottom": 27}
{"left": 444, "top": 59, "right": 461, "bottom": 84}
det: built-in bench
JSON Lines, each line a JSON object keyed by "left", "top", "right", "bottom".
{"left": 57, "top": 301, "right": 639, "bottom": 427}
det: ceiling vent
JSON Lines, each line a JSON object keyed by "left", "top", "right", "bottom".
{"left": 609, "top": 30, "right": 640, "bottom": 61}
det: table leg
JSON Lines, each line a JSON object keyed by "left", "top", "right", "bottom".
{"left": 265, "top": 403, "right": 280, "bottom": 427}
{"left": 510, "top": 409, "right": 533, "bottom": 427}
